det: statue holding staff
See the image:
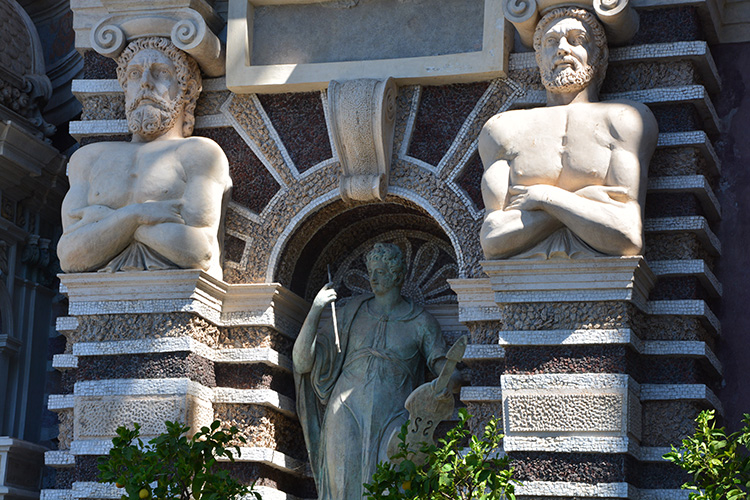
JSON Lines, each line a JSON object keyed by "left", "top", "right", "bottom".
{"left": 293, "top": 243, "right": 462, "bottom": 500}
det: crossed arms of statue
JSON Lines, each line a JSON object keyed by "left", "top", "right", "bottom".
{"left": 478, "top": 103, "right": 657, "bottom": 259}
{"left": 58, "top": 138, "right": 230, "bottom": 274}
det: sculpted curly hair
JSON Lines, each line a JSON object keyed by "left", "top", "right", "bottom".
{"left": 533, "top": 7, "right": 609, "bottom": 91}
{"left": 366, "top": 243, "right": 405, "bottom": 282}
{"left": 116, "top": 37, "right": 202, "bottom": 137}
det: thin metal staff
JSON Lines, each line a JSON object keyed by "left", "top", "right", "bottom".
{"left": 327, "top": 265, "right": 341, "bottom": 353}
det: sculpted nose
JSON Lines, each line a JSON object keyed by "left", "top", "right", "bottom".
{"left": 139, "top": 71, "right": 154, "bottom": 90}
{"left": 557, "top": 37, "right": 572, "bottom": 56}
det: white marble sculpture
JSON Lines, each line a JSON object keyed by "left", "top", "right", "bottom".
{"left": 479, "top": 7, "right": 658, "bottom": 260}
{"left": 58, "top": 37, "right": 232, "bottom": 279}
{"left": 293, "top": 243, "right": 462, "bottom": 500}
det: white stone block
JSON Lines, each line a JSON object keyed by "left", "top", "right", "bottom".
{"left": 480, "top": 257, "right": 654, "bottom": 309}
{"left": 500, "top": 374, "right": 641, "bottom": 451}
{"left": 59, "top": 271, "right": 309, "bottom": 337}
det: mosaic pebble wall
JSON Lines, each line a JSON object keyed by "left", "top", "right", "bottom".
{"left": 256, "top": 92, "right": 332, "bottom": 173}
{"left": 46, "top": 310, "right": 302, "bottom": 498}
{"left": 52, "top": 4, "right": 725, "bottom": 498}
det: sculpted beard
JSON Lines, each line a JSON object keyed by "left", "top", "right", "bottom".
{"left": 126, "top": 91, "right": 179, "bottom": 140}
{"left": 541, "top": 57, "right": 595, "bottom": 94}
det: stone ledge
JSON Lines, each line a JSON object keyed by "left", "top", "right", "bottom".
{"left": 649, "top": 259, "right": 722, "bottom": 297}
{"left": 463, "top": 344, "right": 505, "bottom": 360}
{"left": 70, "top": 379, "right": 298, "bottom": 417}
{"left": 72, "top": 339, "right": 292, "bottom": 372}
{"left": 47, "top": 394, "right": 75, "bottom": 411}
{"left": 71, "top": 77, "right": 226, "bottom": 95}
{"left": 515, "top": 480, "right": 635, "bottom": 499}
{"left": 504, "top": 436, "right": 637, "bottom": 454}
{"left": 55, "top": 317, "right": 78, "bottom": 333}
{"left": 59, "top": 271, "right": 310, "bottom": 338}
{"left": 640, "top": 384, "right": 722, "bottom": 413}
{"left": 492, "top": 329, "right": 720, "bottom": 373}
{"left": 40, "top": 490, "right": 72, "bottom": 500}
{"left": 479, "top": 257, "right": 654, "bottom": 310}
{"left": 68, "top": 115, "right": 229, "bottom": 139}
{"left": 64, "top": 482, "right": 309, "bottom": 500}
{"left": 639, "top": 490, "right": 690, "bottom": 500}
{"left": 501, "top": 373, "right": 636, "bottom": 391}
{"left": 648, "top": 176, "right": 721, "bottom": 223}
{"left": 644, "top": 216, "right": 721, "bottom": 257}
{"left": 45, "top": 450, "right": 75, "bottom": 467}
{"left": 642, "top": 340, "right": 721, "bottom": 374}
{"left": 498, "top": 329, "right": 639, "bottom": 349}
{"left": 460, "top": 386, "right": 503, "bottom": 402}
{"left": 74, "top": 378, "right": 213, "bottom": 401}
{"left": 656, "top": 131, "right": 720, "bottom": 176}
{"left": 65, "top": 441, "right": 310, "bottom": 478}
{"left": 647, "top": 300, "right": 720, "bottom": 336}
{"left": 228, "top": 448, "right": 312, "bottom": 478}
{"left": 52, "top": 354, "right": 78, "bottom": 371}
{"left": 213, "top": 388, "right": 296, "bottom": 418}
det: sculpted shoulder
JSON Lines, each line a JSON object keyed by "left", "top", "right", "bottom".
{"left": 598, "top": 99, "right": 659, "bottom": 143}
{"left": 175, "top": 136, "right": 231, "bottom": 182}
{"left": 67, "top": 141, "right": 126, "bottom": 179}
{"left": 478, "top": 109, "right": 534, "bottom": 161}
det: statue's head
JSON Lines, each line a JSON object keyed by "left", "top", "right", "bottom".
{"left": 365, "top": 243, "right": 405, "bottom": 295}
{"left": 533, "top": 7, "right": 609, "bottom": 95}
{"left": 117, "top": 37, "right": 202, "bottom": 141}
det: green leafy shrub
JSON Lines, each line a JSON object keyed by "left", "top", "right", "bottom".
{"left": 97, "top": 420, "right": 261, "bottom": 500}
{"left": 364, "top": 408, "right": 517, "bottom": 500}
{"left": 664, "top": 409, "right": 750, "bottom": 500}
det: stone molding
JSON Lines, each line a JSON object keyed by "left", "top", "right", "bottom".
{"left": 0, "top": 120, "right": 62, "bottom": 193}
{"left": 478, "top": 256, "right": 655, "bottom": 310}
{"left": 0, "top": 436, "right": 47, "bottom": 499}
{"left": 58, "top": 270, "right": 310, "bottom": 337}
{"left": 66, "top": 339, "right": 293, "bottom": 372}
{"left": 225, "top": 0, "right": 507, "bottom": 93}
{"left": 327, "top": 78, "right": 397, "bottom": 203}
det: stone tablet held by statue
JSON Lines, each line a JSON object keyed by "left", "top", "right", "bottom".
{"left": 58, "top": 37, "right": 232, "bottom": 279}
{"left": 479, "top": 6, "right": 658, "bottom": 260}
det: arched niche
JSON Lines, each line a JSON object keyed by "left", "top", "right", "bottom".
{"left": 275, "top": 196, "right": 459, "bottom": 309}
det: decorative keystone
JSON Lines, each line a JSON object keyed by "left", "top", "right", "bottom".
{"left": 328, "top": 78, "right": 398, "bottom": 203}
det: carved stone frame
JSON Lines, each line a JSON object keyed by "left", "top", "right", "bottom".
{"left": 226, "top": 0, "right": 509, "bottom": 93}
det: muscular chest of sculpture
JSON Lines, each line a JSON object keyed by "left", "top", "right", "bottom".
{"left": 293, "top": 243, "right": 456, "bottom": 500}
{"left": 58, "top": 37, "right": 232, "bottom": 279}
{"left": 480, "top": 7, "right": 658, "bottom": 260}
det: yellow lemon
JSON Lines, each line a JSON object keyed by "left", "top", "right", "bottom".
{"left": 402, "top": 480, "right": 412, "bottom": 491}
{"left": 139, "top": 488, "right": 149, "bottom": 499}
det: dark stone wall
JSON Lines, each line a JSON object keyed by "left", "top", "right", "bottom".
{"left": 713, "top": 41, "right": 750, "bottom": 430}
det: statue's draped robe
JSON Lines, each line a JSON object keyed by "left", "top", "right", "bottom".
{"left": 99, "top": 241, "right": 178, "bottom": 273}
{"left": 295, "top": 294, "right": 447, "bottom": 500}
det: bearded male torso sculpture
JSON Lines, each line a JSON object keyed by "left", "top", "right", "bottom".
{"left": 58, "top": 37, "right": 231, "bottom": 279}
{"left": 480, "top": 8, "right": 658, "bottom": 260}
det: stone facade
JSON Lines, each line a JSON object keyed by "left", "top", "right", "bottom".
{"left": 0, "top": 0, "right": 741, "bottom": 499}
